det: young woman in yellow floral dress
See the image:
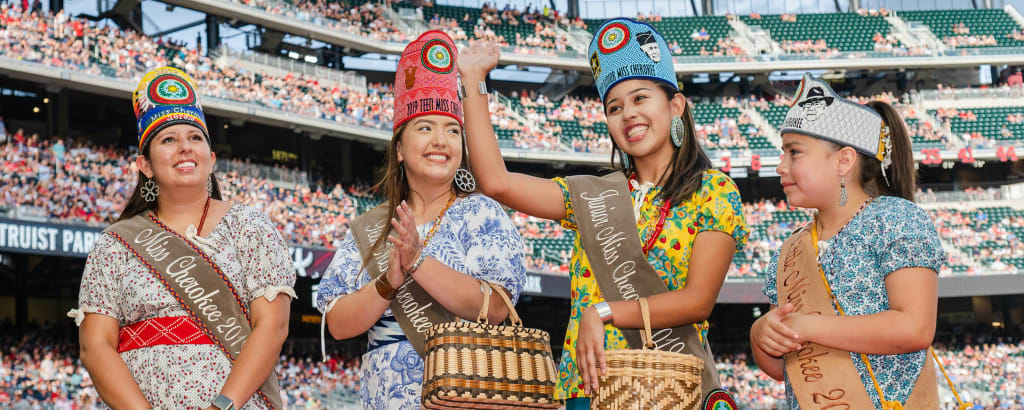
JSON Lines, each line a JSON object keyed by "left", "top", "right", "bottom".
{"left": 458, "top": 18, "right": 748, "bottom": 409}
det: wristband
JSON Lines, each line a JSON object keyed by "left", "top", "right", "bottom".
{"left": 374, "top": 275, "right": 398, "bottom": 300}
{"left": 593, "top": 301, "right": 613, "bottom": 324}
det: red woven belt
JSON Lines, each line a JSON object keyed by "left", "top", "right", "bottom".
{"left": 118, "top": 316, "right": 214, "bottom": 353}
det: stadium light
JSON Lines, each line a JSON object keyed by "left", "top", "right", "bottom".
{"left": 32, "top": 107, "right": 39, "bottom": 113}
{"left": 42, "top": 97, "right": 49, "bottom": 104}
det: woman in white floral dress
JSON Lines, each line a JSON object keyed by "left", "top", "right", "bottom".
{"left": 70, "top": 67, "right": 295, "bottom": 410}
{"left": 316, "top": 31, "right": 526, "bottom": 409}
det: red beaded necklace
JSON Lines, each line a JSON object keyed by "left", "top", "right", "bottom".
{"left": 154, "top": 196, "right": 212, "bottom": 234}
{"left": 629, "top": 174, "right": 672, "bottom": 255}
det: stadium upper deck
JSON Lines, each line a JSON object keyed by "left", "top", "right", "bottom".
{"left": 153, "top": 0, "right": 1024, "bottom": 72}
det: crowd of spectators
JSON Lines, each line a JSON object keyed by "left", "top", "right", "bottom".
{"left": 3, "top": 320, "right": 1020, "bottom": 409}
{"left": 0, "top": 4, "right": 400, "bottom": 130}
{"left": 7, "top": 4, "right": 1024, "bottom": 157}
{"left": 231, "top": 0, "right": 408, "bottom": 43}
{"left": 5, "top": 133, "right": 1023, "bottom": 277}
{"left": 0, "top": 136, "right": 377, "bottom": 248}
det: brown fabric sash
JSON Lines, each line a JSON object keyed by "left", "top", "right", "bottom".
{"left": 105, "top": 212, "right": 283, "bottom": 409}
{"left": 564, "top": 173, "right": 723, "bottom": 398}
{"left": 777, "top": 227, "right": 938, "bottom": 409}
{"left": 349, "top": 205, "right": 454, "bottom": 357}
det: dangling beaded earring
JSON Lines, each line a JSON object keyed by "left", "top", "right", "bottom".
{"left": 141, "top": 177, "right": 159, "bottom": 202}
{"left": 839, "top": 176, "right": 848, "bottom": 207}
{"left": 207, "top": 174, "right": 214, "bottom": 196}
{"left": 454, "top": 168, "right": 477, "bottom": 192}
{"left": 671, "top": 116, "right": 685, "bottom": 148}
{"left": 619, "top": 150, "right": 631, "bottom": 170}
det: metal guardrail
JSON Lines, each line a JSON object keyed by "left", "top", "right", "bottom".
{"left": 216, "top": 46, "right": 367, "bottom": 92}
{"left": 918, "top": 86, "right": 1024, "bottom": 101}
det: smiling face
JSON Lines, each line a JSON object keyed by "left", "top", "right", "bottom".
{"left": 604, "top": 79, "right": 683, "bottom": 165}
{"left": 137, "top": 123, "right": 214, "bottom": 193}
{"left": 396, "top": 114, "right": 463, "bottom": 188}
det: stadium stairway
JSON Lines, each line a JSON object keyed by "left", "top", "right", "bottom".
{"left": 738, "top": 106, "right": 782, "bottom": 151}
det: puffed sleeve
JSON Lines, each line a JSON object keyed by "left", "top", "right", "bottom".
{"left": 695, "top": 170, "right": 749, "bottom": 251}
{"left": 315, "top": 233, "right": 365, "bottom": 314}
{"left": 233, "top": 206, "right": 297, "bottom": 303}
{"left": 456, "top": 195, "right": 527, "bottom": 305}
{"left": 553, "top": 177, "right": 578, "bottom": 231}
{"left": 73, "top": 233, "right": 128, "bottom": 325}
{"left": 878, "top": 199, "right": 946, "bottom": 276}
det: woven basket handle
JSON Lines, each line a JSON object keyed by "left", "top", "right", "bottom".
{"left": 639, "top": 297, "right": 657, "bottom": 350}
{"left": 477, "top": 282, "right": 493, "bottom": 324}
{"left": 475, "top": 280, "right": 523, "bottom": 327}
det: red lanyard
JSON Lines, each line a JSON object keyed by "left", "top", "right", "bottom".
{"left": 629, "top": 174, "right": 672, "bottom": 255}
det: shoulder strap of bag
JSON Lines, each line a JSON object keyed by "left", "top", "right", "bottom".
{"left": 105, "top": 212, "right": 283, "bottom": 409}
{"left": 563, "top": 172, "right": 723, "bottom": 397}
{"left": 349, "top": 206, "right": 454, "bottom": 357}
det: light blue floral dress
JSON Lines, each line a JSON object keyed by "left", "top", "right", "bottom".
{"left": 316, "top": 194, "right": 527, "bottom": 409}
{"left": 763, "top": 196, "right": 946, "bottom": 409}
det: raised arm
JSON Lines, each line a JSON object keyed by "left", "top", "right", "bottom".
{"left": 457, "top": 41, "right": 567, "bottom": 221}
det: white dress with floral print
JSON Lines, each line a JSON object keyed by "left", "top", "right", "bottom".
{"left": 72, "top": 204, "right": 297, "bottom": 409}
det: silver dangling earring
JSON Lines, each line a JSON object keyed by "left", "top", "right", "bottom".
{"left": 671, "top": 116, "right": 685, "bottom": 148}
{"left": 839, "top": 177, "right": 848, "bottom": 207}
{"left": 454, "top": 168, "right": 477, "bottom": 192}
{"left": 207, "top": 174, "right": 214, "bottom": 196}
{"left": 619, "top": 150, "right": 631, "bottom": 170}
{"left": 141, "top": 178, "right": 159, "bottom": 202}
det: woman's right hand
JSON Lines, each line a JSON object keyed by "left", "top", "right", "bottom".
{"left": 458, "top": 40, "right": 500, "bottom": 82}
{"left": 389, "top": 200, "right": 422, "bottom": 274}
{"left": 750, "top": 303, "right": 803, "bottom": 357}
{"left": 384, "top": 245, "right": 407, "bottom": 289}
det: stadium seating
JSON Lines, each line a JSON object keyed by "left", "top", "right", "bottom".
{"left": 582, "top": 16, "right": 732, "bottom": 56}
{"left": 935, "top": 106, "right": 1024, "bottom": 143}
{"left": 899, "top": 9, "right": 1024, "bottom": 48}
{"left": 740, "top": 13, "right": 893, "bottom": 52}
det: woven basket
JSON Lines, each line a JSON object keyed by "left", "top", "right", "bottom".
{"left": 421, "top": 281, "right": 562, "bottom": 409}
{"left": 591, "top": 298, "right": 703, "bottom": 410}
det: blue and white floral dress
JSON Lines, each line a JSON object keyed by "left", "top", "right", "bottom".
{"left": 316, "top": 194, "right": 527, "bottom": 409}
{"left": 762, "top": 196, "right": 946, "bottom": 409}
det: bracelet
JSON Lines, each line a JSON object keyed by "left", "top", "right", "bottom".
{"left": 593, "top": 301, "right": 613, "bottom": 324}
{"left": 406, "top": 252, "right": 427, "bottom": 276}
{"left": 477, "top": 80, "right": 488, "bottom": 96}
{"left": 374, "top": 275, "right": 398, "bottom": 300}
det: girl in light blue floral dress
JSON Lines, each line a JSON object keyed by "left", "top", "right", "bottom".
{"left": 315, "top": 31, "right": 526, "bottom": 409}
{"left": 750, "top": 74, "right": 945, "bottom": 409}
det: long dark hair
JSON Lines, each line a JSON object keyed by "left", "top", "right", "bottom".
{"left": 850, "top": 101, "right": 916, "bottom": 202}
{"left": 117, "top": 139, "right": 224, "bottom": 222}
{"left": 361, "top": 123, "right": 477, "bottom": 269}
{"left": 609, "top": 82, "right": 712, "bottom": 204}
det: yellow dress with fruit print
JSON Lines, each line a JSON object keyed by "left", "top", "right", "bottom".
{"left": 552, "top": 169, "right": 748, "bottom": 400}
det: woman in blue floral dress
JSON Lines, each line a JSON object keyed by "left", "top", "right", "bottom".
{"left": 315, "top": 31, "right": 526, "bottom": 409}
